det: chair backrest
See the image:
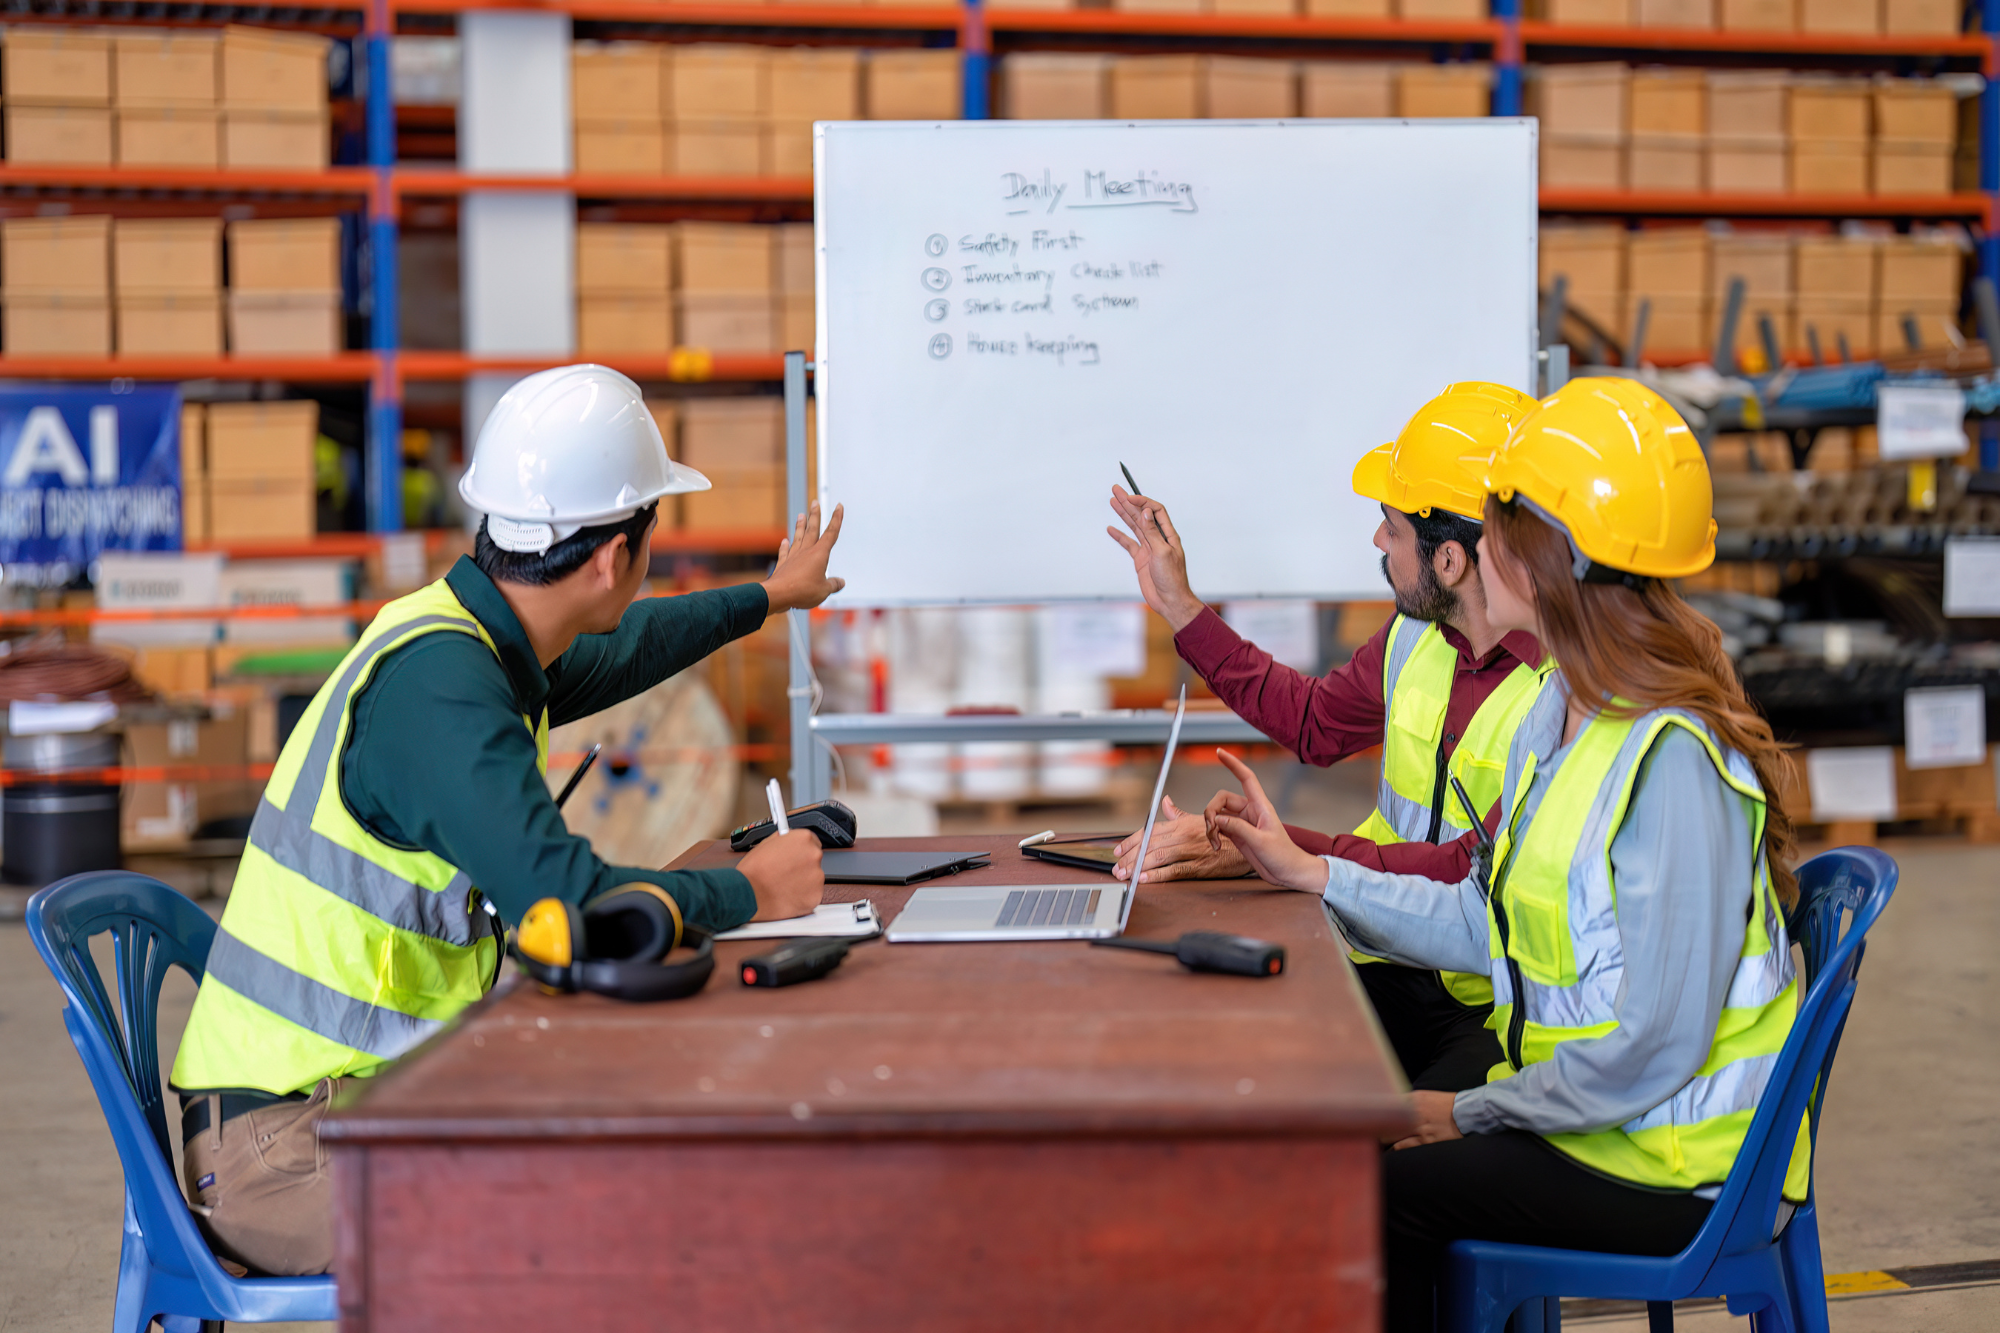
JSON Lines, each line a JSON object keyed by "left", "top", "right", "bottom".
{"left": 25, "top": 871, "right": 235, "bottom": 1283}
{"left": 1695, "top": 847, "right": 1899, "bottom": 1264}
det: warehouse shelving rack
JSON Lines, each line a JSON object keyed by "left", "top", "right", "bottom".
{"left": 2, "top": 1, "right": 1998, "bottom": 544}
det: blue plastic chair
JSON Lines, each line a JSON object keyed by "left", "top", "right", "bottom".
{"left": 1442, "top": 846, "right": 1899, "bottom": 1333}
{"left": 25, "top": 871, "right": 338, "bottom": 1333}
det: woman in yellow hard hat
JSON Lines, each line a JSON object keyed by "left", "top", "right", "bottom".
{"left": 1201, "top": 378, "right": 1807, "bottom": 1330}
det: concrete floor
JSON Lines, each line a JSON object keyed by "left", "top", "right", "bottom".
{"left": 1, "top": 754, "right": 1994, "bottom": 1330}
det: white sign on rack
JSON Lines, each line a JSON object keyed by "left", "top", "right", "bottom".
{"left": 1943, "top": 537, "right": 2000, "bottom": 616}
{"left": 1224, "top": 599, "right": 1320, "bottom": 672}
{"left": 1876, "top": 384, "right": 1969, "bottom": 460}
{"left": 1806, "top": 746, "right": 1898, "bottom": 822}
{"left": 1904, "top": 685, "right": 1987, "bottom": 769}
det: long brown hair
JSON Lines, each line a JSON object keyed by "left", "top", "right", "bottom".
{"left": 1484, "top": 498, "right": 1798, "bottom": 907}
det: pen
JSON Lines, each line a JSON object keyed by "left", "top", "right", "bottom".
{"left": 766, "top": 778, "right": 792, "bottom": 835}
{"left": 553, "top": 743, "right": 602, "bottom": 810}
{"left": 1119, "top": 462, "right": 1169, "bottom": 542}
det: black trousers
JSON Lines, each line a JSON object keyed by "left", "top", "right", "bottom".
{"left": 1382, "top": 1131, "right": 1713, "bottom": 1332}
{"left": 1358, "top": 961, "right": 1504, "bottom": 1093}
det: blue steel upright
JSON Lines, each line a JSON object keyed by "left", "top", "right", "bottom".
{"left": 962, "top": 0, "right": 990, "bottom": 120}
{"left": 365, "top": 5, "right": 403, "bottom": 533}
{"left": 1490, "top": 0, "right": 1523, "bottom": 118}
{"left": 1984, "top": 8, "right": 2000, "bottom": 334}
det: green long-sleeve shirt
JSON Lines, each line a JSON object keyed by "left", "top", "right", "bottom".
{"left": 335, "top": 557, "right": 765, "bottom": 929}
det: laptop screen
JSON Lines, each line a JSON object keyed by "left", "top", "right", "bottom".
{"left": 1117, "top": 686, "right": 1187, "bottom": 931}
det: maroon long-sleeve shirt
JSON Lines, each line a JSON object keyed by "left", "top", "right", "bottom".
{"left": 1174, "top": 608, "right": 1544, "bottom": 882}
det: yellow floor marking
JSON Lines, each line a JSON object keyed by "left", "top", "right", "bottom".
{"left": 1825, "top": 1271, "right": 1911, "bottom": 1295}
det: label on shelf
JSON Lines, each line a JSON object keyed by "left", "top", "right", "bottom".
{"left": 1876, "top": 383, "right": 1969, "bottom": 460}
{"left": 1903, "top": 685, "right": 1986, "bottom": 771}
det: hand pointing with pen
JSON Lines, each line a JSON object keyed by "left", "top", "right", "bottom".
{"left": 1107, "top": 483, "right": 1205, "bottom": 632}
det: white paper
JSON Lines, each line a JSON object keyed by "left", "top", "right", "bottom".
{"left": 1904, "top": 686, "right": 1987, "bottom": 770}
{"left": 1876, "top": 384, "right": 1969, "bottom": 460}
{"left": 1223, "top": 599, "right": 1320, "bottom": 672}
{"left": 714, "top": 900, "right": 881, "bottom": 941}
{"left": 8, "top": 700, "right": 119, "bottom": 735}
{"left": 1041, "top": 603, "right": 1146, "bottom": 679}
{"left": 1943, "top": 537, "right": 2000, "bottom": 617}
{"left": 1806, "top": 747, "right": 1899, "bottom": 821}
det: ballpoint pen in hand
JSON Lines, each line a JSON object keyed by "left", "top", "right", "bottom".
{"left": 554, "top": 744, "right": 603, "bottom": 811}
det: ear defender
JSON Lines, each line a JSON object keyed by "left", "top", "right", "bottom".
{"left": 508, "top": 884, "right": 713, "bottom": 1002}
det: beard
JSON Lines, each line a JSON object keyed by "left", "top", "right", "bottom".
{"left": 1380, "top": 553, "right": 1460, "bottom": 624}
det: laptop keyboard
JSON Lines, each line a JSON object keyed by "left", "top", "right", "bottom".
{"left": 994, "top": 887, "right": 1103, "bottom": 929}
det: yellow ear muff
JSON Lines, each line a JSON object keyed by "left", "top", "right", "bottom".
{"left": 512, "top": 898, "right": 585, "bottom": 993}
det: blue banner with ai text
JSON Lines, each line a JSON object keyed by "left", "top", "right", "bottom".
{"left": 0, "top": 383, "right": 182, "bottom": 587}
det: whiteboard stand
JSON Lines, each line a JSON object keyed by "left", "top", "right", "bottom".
{"left": 784, "top": 350, "right": 831, "bottom": 806}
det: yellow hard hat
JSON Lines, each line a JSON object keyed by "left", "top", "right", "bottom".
{"left": 1484, "top": 377, "right": 1716, "bottom": 580}
{"left": 1352, "top": 382, "right": 1539, "bottom": 523}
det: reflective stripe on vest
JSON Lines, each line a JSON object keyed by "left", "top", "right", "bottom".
{"left": 1348, "top": 616, "right": 1548, "bottom": 1008}
{"left": 171, "top": 579, "right": 549, "bottom": 1095}
{"left": 1484, "top": 688, "right": 1809, "bottom": 1198}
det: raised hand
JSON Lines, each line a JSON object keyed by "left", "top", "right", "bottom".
{"left": 1205, "top": 750, "right": 1332, "bottom": 894}
{"left": 763, "top": 501, "right": 846, "bottom": 612}
{"left": 1105, "top": 485, "right": 1205, "bottom": 630}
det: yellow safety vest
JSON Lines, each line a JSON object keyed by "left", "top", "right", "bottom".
{"left": 172, "top": 578, "right": 549, "bottom": 1096}
{"left": 1484, "top": 690, "right": 1811, "bottom": 1200}
{"left": 1349, "top": 615, "right": 1549, "bottom": 1007}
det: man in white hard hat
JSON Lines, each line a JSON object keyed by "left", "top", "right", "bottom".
{"left": 170, "top": 365, "right": 841, "bottom": 1276}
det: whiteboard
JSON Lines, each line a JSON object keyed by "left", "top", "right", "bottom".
{"left": 813, "top": 119, "right": 1538, "bottom": 605}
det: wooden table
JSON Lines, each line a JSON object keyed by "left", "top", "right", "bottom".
{"left": 324, "top": 833, "right": 1410, "bottom": 1332}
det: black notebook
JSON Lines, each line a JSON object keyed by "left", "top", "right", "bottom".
{"left": 818, "top": 850, "right": 992, "bottom": 885}
{"left": 1019, "top": 837, "right": 1122, "bottom": 875}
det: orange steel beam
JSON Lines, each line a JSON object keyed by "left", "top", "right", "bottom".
{"left": 0, "top": 164, "right": 374, "bottom": 194}
{"left": 982, "top": 8, "right": 1499, "bottom": 39}
{"left": 392, "top": 170, "right": 812, "bottom": 200}
{"left": 398, "top": 350, "right": 787, "bottom": 380}
{"left": 1519, "top": 20, "right": 1986, "bottom": 56}
{"left": 391, "top": 0, "right": 959, "bottom": 26}
{"left": 0, "top": 353, "right": 382, "bottom": 381}
{"left": 1540, "top": 188, "right": 1988, "bottom": 216}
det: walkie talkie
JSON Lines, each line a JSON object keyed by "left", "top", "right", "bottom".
{"left": 1449, "top": 773, "right": 1495, "bottom": 897}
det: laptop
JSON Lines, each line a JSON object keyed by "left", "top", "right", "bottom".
{"left": 885, "top": 688, "right": 1187, "bottom": 943}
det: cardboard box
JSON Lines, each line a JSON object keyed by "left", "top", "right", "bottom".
{"left": 1628, "top": 226, "right": 1708, "bottom": 295}
{"left": 114, "top": 218, "right": 223, "bottom": 295}
{"left": 1872, "top": 139, "right": 1952, "bottom": 194}
{"left": 226, "top": 291, "right": 341, "bottom": 354}
{"left": 578, "top": 293, "right": 673, "bottom": 353}
{"left": 1800, "top": 0, "right": 1877, "bottom": 29}
{"left": 668, "top": 44, "right": 768, "bottom": 120}
{"left": 1397, "top": 0, "right": 1484, "bottom": 15}
{"left": 3, "top": 105, "right": 115, "bottom": 165}
{"left": 676, "top": 222, "right": 776, "bottom": 294}
{"left": 129, "top": 646, "right": 214, "bottom": 698}
{"left": 1531, "top": 63, "right": 1627, "bottom": 139}
{"left": 1711, "top": 293, "right": 1791, "bottom": 355}
{"left": 3, "top": 216, "right": 112, "bottom": 297}
{"left": 1721, "top": 0, "right": 1794, "bottom": 26}
{"left": 1873, "top": 80, "right": 1955, "bottom": 144}
{"left": 1540, "top": 222, "right": 1625, "bottom": 293}
{"left": 122, "top": 712, "right": 257, "bottom": 849}
{"left": 775, "top": 222, "right": 813, "bottom": 293}
{"left": 222, "top": 110, "right": 329, "bottom": 169}
{"left": 1790, "top": 141, "right": 1868, "bottom": 192}
{"left": 578, "top": 223, "right": 673, "bottom": 294}
{"left": 682, "top": 463, "right": 783, "bottom": 531}
{"left": 1711, "top": 233, "right": 1792, "bottom": 302}
{"left": 2, "top": 27, "right": 112, "bottom": 105}
{"left": 1880, "top": 0, "right": 1956, "bottom": 31}
{"left": 681, "top": 397, "right": 783, "bottom": 466}
{"left": 1790, "top": 77, "right": 1869, "bottom": 140}
{"left": 117, "top": 293, "right": 224, "bottom": 354}
{"left": 227, "top": 218, "right": 340, "bottom": 291}
{"left": 1795, "top": 235, "right": 1877, "bottom": 297}
{"left": 1633, "top": 294, "right": 1708, "bottom": 354}
{"left": 1876, "top": 298, "right": 1958, "bottom": 351}
{"left": 670, "top": 120, "right": 764, "bottom": 175}
{"left": 1, "top": 296, "right": 111, "bottom": 354}
{"left": 1791, "top": 296, "right": 1872, "bottom": 356}
{"left": 207, "top": 478, "right": 315, "bottom": 541}
{"left": 1542, "top": 136, "right": 1624, "bottom": 188}
{"left": 1878, "top": 234, "right": 1960, "bottom": 301}
{"left": 1003, "top": 53, "right": 1110, "bottom": 119}
{"left": 205, "top": 400, "right": 318, "bottom": 482}
{"left": 220, "top": 25, "right": 327, "bottom": 113}
{"left": 181, "top": 402, "right": 206, "bottom": 476}
{"left": 114, "top": 31, "right": 219, "bottom": 107}
{"left": 676, "top": 293, "right": 777, "bottom": 352}
{"left": 1299, "top": 63, "right": 1394, "bottom": 117}
{"left": 1707, "top": 71, "right": 1788, "bottom": 138}
{"left": 1108, "top": 56, "right": 1201, "bottom": 119}
{"left": 1630, "top": 69, "right": 1705, "bottom": 137}
{"left": 778, "top": 292, "right": 813, "bottom": 352}
{"left": 1546, "top": 0, "right": 1633, "bottom": 21}
{"left": 575, "top": 121, "right": 668, "bottom": 175}
{"left": 1305, "top": 0, "right": 1391, "bottom": 14}
{"left": 220, "top": 557, "right": 352, "bottom": 608}
{"left": 767, "top": 48, "right": 862, "bottom": 122}
{"left": 183, "top": 472, "right": 208, "bottom": 546}
{"left": 1204, "top": 57, "right": 1296, "bottom": 118}
{"left": 1396, "top": 65, "right": 1489, "bottom": 118}
{"left": 1707, "top": 139, "right": 1786, "bottom": 192}
{"left": 117, "top": 107, "right": 221, "bottom": 167}
{"left": 572, "top": 41, "right": 666, "bottom": 121}
{"left": 865, "top": 51, "right": 962, "bottom": 120}
{"left": 1212, "top": 0, "right": 1295, "bottom": 13}
{"left": 1636, "top": 0, "right": 1714, "bottom": 22}
{"left": 1629, "top": 137, "right": 1705, "bottom": 189}
{"left": 1563, "top": 289, "right": 1624, "bottom": 339}
{"left": 1116, "top": 0, "right": 1206, "bottom": 12}
{"left": 764, "top": 122, "right": 814, "bottom": 176}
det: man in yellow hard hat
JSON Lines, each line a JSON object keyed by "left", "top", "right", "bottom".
{"left": 1105, "top": 382, "right": 1550, "bottom": 1093}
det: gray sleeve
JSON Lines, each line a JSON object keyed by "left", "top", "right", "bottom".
{"left": 1453, "top": 727, "right": 1754, "bottom": 1137}
{"left": 1319, "top": 856, "right": 1494, "bottom": 975}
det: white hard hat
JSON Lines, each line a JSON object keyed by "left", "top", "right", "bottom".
{"left": 459, "top": 364, "right": 711, "bottom": 553}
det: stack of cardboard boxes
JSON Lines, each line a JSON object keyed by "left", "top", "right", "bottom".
{"left": 1538, "top": 222, "right": 1625, "bottom": 341}
{"left": 113, "top": 29, "right": 222, "bottom": 169}
{"left": 1630, "top": 69, "right": 1705, "bottom": 189}
{"left": 114, "top": 219, "right": 225, "bottom": 354}
{"left": 1, "top": 216, "right": 112, "bottom": 354}
{"left": 577, "top": 223, "right": 674, "bottom": 353}
{"left": 1794, "top": 233, "right": 1876, "bottom": 358}
{"left": 226, "top": 218, "right": 344, "bottom": 354}
{"left": 574, "top": 221, "right": 814, "bottom": 356}
{"left": 570, "top": 43, "right": 954, "bottom": 177}
{"left": 2, "top": 27, "right": 115, "bottom": 164}
{"left": 1789, "top": 77, "right": 1871, "bottom": 192}
{"left": 1535, "top": 64, "right": 1626, "bottom": 188}
{"left": 1877, "top": 231, "right": 1960, "bottom": 351}
{"left": 678, "top": 398, "right": 785, "bottom": 532}
{"left": 221, "top": 25, "right": 331, "bottom": 169}
{"left": 1538, "top": 0, "right": 1957, "bottom": 32}
{"left": 677, "top": 222, "right": 775, "bottom": 353}
{"left": 1002, "top": 56, "right": 1489, "bottom": 119}
{"left": 202, "top": 400, "right": 319, "bottom": 541}
{"left": 1873, "top": 77, "right": 1957, "bottom": 195}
